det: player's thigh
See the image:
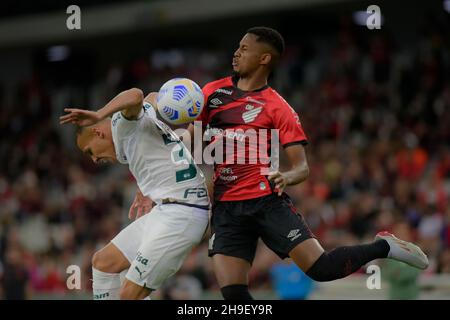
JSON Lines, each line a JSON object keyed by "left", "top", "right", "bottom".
{"left": 110, "top": 209, "right": 153, "bottom": 264}
{"left": 212, "top": 254, "right": 252, "bottom": 287}
{"left": 289, "top": 238, "right": 324, "bottom": 272}
{"left": 208, "top": 201, "right": 259, "bottom": 265}
{"left": 126, "top": 204, "right": 208, "bottom": 291}
{"left": 92, "top": 242, "right": 130, "bottom": 273}
{"left": 259, "top": 193, "right": 320, "bottom": 268}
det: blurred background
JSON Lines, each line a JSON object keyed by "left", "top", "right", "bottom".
{"left": 1, "top": 0, "right": 450, "bottom": 300}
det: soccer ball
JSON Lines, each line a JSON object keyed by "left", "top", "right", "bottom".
{"left": 156, "top": 78, "right": 204, "bottom": 125}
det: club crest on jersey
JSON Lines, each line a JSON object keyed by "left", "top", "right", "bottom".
{"left": 245, "top": 97, "right": 265, "bottom": 105}
{"left": 242, "top": 106, "right": 262, "bottom": 123}
{"left": 112, "top": 113, "right": 120, "bottom": 127}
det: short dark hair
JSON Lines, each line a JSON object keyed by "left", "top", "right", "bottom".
{"left": 246, "top": 26, "right": 285, "bottom": 57}
{"left": 76, "top": 125, "right": 85, "bottom": 136}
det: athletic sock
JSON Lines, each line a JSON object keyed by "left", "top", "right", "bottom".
{"left": 306, "top": 239, "right": 389, "bottom": 282}
{"left": 92, "top": 267, "right": 121, "bottom": 300}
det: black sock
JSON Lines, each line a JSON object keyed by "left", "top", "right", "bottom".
{"left": 306, "top": 239, "right": 390, "bottom": 282}
{"left": 221, "top": 284, "right": 253, "bottom": 300}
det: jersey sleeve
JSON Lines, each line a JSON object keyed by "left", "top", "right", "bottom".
{"left": 111, "top": 111, "right": 137, "bottom": 138}
{"left": 143, "top": 101, "right": 158, "bottom": 120}
{"left": 111, "top": 103, "right": 156, "bottom": 138}
{"left": 272, "top": 100, "right": 308, "bottom": 148}
{"left": 111, "top": 104, "right": 158, "bottom": 164}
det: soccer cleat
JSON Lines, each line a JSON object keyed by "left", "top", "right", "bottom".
{"left": 375, "top": 231, "right": 429, "bottom": 270}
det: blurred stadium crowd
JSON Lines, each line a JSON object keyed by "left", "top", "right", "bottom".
{"left": 0, "top": 20, "right": 449, "bottom": 299}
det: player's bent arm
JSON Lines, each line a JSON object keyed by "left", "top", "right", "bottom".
{"left": 97, "top": 88, "right": 144, "bottom": 120}
{"left": 269, "top": 144, "right": 309, "bottom": 194}
{"left": 283, "top": 144, "right": 310, "bottom": 185}
{"left": 144, "top": 92, "right": 158, "bottom": 107}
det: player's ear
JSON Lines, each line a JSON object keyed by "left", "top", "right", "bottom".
{"left": 91, "top": 127, "right": 105, "bottom": 139}
{"left": 260, "top": 53, "right": 272, "bottom": 66}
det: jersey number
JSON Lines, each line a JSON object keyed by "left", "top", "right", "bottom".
{"left": 161, "top": 133, "right": 197, "bottom": 183}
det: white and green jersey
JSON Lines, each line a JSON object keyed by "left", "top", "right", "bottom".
{"left": 111, "top": 103, "right": 209, "bottom": 207}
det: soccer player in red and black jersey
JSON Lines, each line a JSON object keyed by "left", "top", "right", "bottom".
{"left": 190, "top": 27, "right": 429, "bottom": 300}
{"left": 131, "top": 27, "right": 428, "bottom": 300}
{"left": 185, "top": 27, "right": 429, "bottom": 300}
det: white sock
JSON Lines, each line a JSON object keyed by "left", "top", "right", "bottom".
{"left": 92, "top": 268, "right": 121, "bottom": 300}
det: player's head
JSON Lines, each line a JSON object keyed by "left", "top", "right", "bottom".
{"left": 76, "top": 118, "right": 117, "bottom": 164}
{"left": 233, "top": 26, "right": 285, "bottom": 77}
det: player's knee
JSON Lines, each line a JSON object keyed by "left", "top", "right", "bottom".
{"left": 91, "top": 250, "right": 102, "bottom": 270}
{"left": 304, "top": 252, "right": 334, "bottom": 282}
{"left": 305, "top": 271, "right": 331, "bottom": 282}
{"left": 220, "top": 284, "right": 253, "bottom": 300}
{"left": 92, "top": 249, "right": 121, "bottom": 273}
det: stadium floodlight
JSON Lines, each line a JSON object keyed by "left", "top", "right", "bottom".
{"left": 47, "top": 45, "right": 70, "bottom": 62}
{"left": 444, "top": 0, "right": 450, "bottom": 13}
{"left": 352, "top": 10, "right": 384, "bottom": 28}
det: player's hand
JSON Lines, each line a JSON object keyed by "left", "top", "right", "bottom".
{"left": 128, "top": 189, "right": 154, "bottom": 220}
{"left": 268, "top": 171, "right": 289, "bottom": 196}
{"left": 59, "top": 108, "right": 102, "bottom": 126}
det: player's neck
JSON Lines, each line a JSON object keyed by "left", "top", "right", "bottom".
{"left": 236, "top": 74, "right": 268, "bottom": 92}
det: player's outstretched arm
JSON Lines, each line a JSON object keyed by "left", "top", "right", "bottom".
{"left": 59, "top": 88, "right": 144, "bottom": 126}
{"left": 268, "top": 144, "right": 310, "bottom": 196}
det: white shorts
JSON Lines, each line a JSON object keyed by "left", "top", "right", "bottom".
{"left": 111, "top": 203, "right": 209, "bottom": 290}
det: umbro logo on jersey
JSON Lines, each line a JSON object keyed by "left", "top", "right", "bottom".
{"left": 287, "top": 229, "right": 301, "bottom": 241}
{"left": 209, "top": 98, "right": 223, "bottom": 108}
{"left": 242, "top": 106, "right": 262, "bottom": 123}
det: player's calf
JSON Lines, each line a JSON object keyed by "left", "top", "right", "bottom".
{"left": 92, "top": 243, "right": 131, "bottom": 300}
{"left": 221, "top": 284, "right": 253, "bottom": 300}
{"left": 120, "top": 279, "right": 152, "bottom": 300}
{"left": 303, "top": 240, "right": 390, "bottom": 282}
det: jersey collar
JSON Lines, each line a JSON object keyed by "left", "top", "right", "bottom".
{"left": 231, "top": 75, "right": 269, "bottom": 93}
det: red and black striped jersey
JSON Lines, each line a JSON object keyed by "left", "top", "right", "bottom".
{"left": 199, "top": 76, "right": 307, "bottom": 201}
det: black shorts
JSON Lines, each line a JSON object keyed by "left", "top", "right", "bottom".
{"left": 208, "top": 192, "right": 315, "bottom": 264}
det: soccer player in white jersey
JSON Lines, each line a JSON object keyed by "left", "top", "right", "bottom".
{"left": 60, "top": 88, "right": 210, "bottom": 300}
